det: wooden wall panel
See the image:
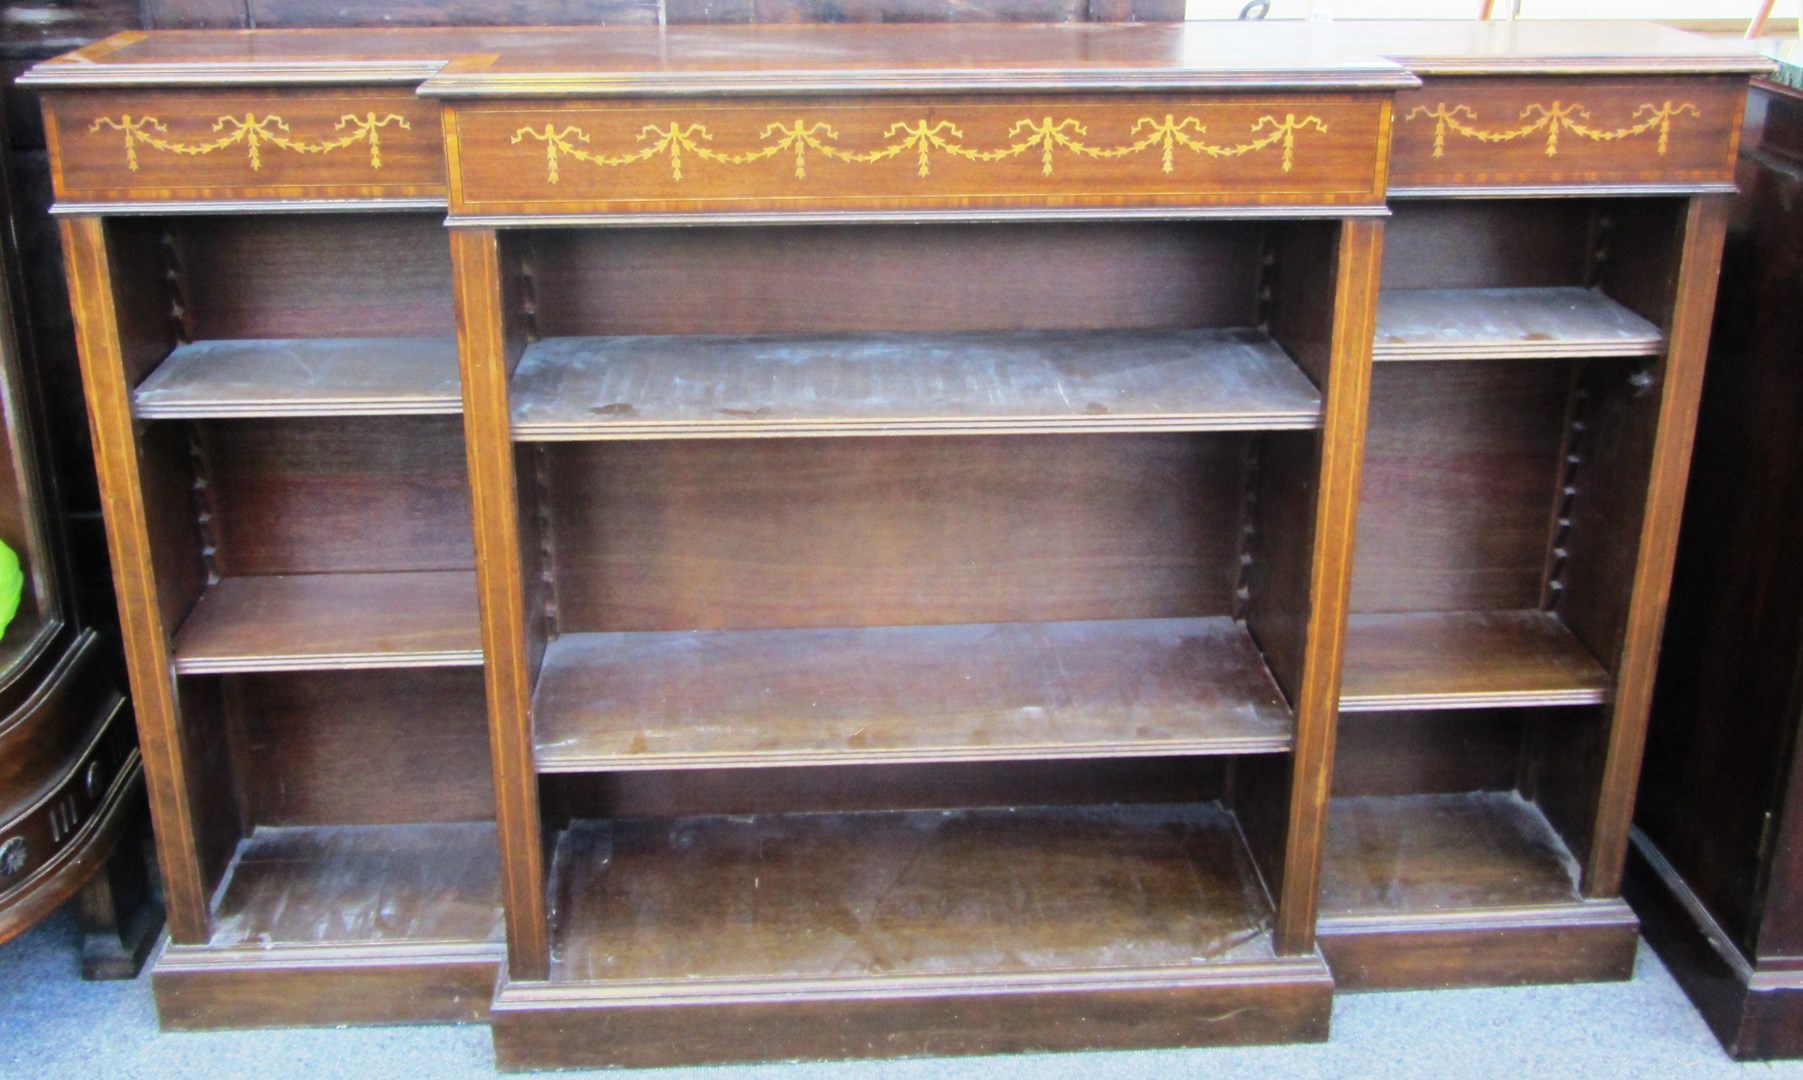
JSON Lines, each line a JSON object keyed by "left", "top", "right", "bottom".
{"left": 200, "top": 416, "right": 474, "bottom": 576}
{"left": 548, "top": 433, "right": 1247, "bottom": 633}
{"left": 1380, "top": 200, "right": 1592, "bottom": 292}
{"left": 1351, "top": 362, "right": 1573, "bottom": 615}
{"left": 231, "top": 669, "right": 495, "bottom": 827}
{"left": 530, "top": 223, "right": 1262, "bottom": 338}
{"left": 173, "top": 214, "right": 453, "bottom": 341}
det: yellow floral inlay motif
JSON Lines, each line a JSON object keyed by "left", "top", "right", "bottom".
{"left": 1403, "top": 101, "right": 1700, "bottom": 159}
{"left": 89, "top": 113, "right": 412, "bottom": 172}
{"left": 509, "top": 113, "right": 1329, "bottom": 183}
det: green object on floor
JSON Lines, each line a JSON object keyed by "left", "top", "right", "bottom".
{"left": 0, "top": 541, "right": 23, "bottom": 637}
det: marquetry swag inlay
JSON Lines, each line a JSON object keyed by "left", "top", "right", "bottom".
{"left": 1403, "top": 100, "right": 1701, "bottom": 158}
{"left": 89, "top": 112, "right": 412, "bottom": 171}
{"left": 510, "top": 112, "right": 1331, "bottom": 183}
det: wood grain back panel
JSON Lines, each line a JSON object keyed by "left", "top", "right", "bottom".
{"left": 228, "top": 668, "right": 495, "bottom": 827}
{"left": 171, "top": 213, "right": 453, "bottom": 340}
{"left": 546, "top": 433, "right": 1247, "bottom": 632}
{"left": 198, "top": 416, "right": 474, "bottom": 575}
{"left": 542, "top": 756, "right": 1226, "bottom": 822}
{"left": 1350, "top": 361, "right": 1573, "bottom": 614}
{"left": 1379, "top": 200, "right": 1592, "bottom": 292}
{"left": 529, "top": 222, "right": 1262, "bottom": 337}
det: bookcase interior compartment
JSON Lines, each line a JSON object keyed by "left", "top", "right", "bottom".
{"left": 1345, "top": 348, "right": 1670, "bottom": 713}
{"left": 108, "top": 213, "right": 460, "bottom": 419}
{"left": 1316, "top": 704, "right": 1637, "bottom": 989}
{"left": 1373, "top": 198, "right": 1682, "bottom": 362}
{"left": 132, "top": 415, "right": 479, "bottom": 672}
{"left": 520, "top": 755, "right": 1324, "bottom": 1067}
{"left": 172, "top": 666, "right": 500, "bottom": 949}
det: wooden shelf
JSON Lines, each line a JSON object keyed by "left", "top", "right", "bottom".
{"left": 508, "top": 329, "right": 1323, "bottom": 440}
{"left": 532, "top": 617, "right": 1293, "bottom": 772}
{"left": 1373, "top": 288, "right": 1665, "bottom": 362}
{"left": 1318, "top": 792, "right": 1581, "bottom": 920}
{"left": 132, "top": 338, "right": 461, "bottom": 419}
{"left": 1339, "top": 610, "right": 1611, "bottom": 712}
{"left": 207, "top": 822, "right": 505, "bottom": 950}
{"left": 543, "top": 802, "right": 1284, "bottom": 986}
{"left": 172, "top": 571, "right": 483, "bottom": 674}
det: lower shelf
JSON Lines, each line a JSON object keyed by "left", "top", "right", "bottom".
{"left": 1316, "top": 792, "right": 1637, "bottom": 990}
{"left": 493, "top": 802, "right": 1332, "bottom": 1069}
{"left": 152, "top": 822, "right": 505, "bottom": 1028}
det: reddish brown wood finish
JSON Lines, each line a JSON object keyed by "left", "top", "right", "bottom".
{"left": 23, "top": 19, "right": 1764, "bottom": 1051}
{"left": 45, "top": 88, "right": 444, "bottom": 208}
{"left": 446, "top": 94, "right": 1392, "bottom": 221}
{"left": 1390, "top": 77, "right": 1746, "bottom": 194}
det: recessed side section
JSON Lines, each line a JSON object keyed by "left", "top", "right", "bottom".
{"left": 492, "top": 802, "right": 1330, "bottom": 1069}
{"left": 533, "top": 618, "right": 1293, "bottom": 772}
{"left": 155, "top": 822, "right": 503, "bottom": 1030}
{"left": 153, "top": 669, "right": 503, "bottom": 1029}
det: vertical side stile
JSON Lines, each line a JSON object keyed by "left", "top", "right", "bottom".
{"left": 1584, "top": 194, "right": 1732, "bottom": 898}
{"left": 450, "top": 226, "right": 549, "bottom": 979}
{"left": 1273, "top": 217, "right": 1383, "bottom": 955}
{"left": 58, "top": 216, "right": 208, "bottom": 943}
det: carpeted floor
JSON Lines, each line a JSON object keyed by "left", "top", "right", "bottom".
{"left": 5, "top": 905, "right": 1803, "bottom": 1079}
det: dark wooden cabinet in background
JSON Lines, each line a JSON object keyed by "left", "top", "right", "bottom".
{"left": 17, "top": 17, "right": 1767, "bottom": 1071}
{"left": 1628, "top": 49, "right": 1803, "bottom": 1061}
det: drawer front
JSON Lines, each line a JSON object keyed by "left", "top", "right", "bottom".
{"left": 1390, "top": 76, "right": 1745, "bottom": 194}
{"left": 0, "top": 696, "right": 133, "bottom": 904}
{"left": 445, "top": 95, "right": 1391, "bottom": 220}
{"left": 46, "top": 88, "right": 445, "bottom": 207}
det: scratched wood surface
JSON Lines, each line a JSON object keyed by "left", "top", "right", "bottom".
{"left": 1374, "top": 287, "right": 1665, "bottom": 361}
{"left": 532, "top": 617, "right": 1292, "bottom": 773}
{"left": 510, "top": 329, "right": 1321, "bottom": 440}
{"left": 546, "top": 802, "right": 1275, "bottom": 985}
{"left": 208, "top": 823, "right": 503, "bottom": 948}
{"left": 1318, "top": 791, "right": 1582, "bottom": 917}
{"left": 132, "top": 337, "right": 461, "bottom": 418}
{"left": 172, "top": 570, "right": 482, "bottom": 673}
{"left": 1339, "top": 610, "right": 1611, "bottom": 713}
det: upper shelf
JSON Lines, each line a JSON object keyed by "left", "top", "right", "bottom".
{"left": 1373, "top": 288, "right": 1665, "bottom": 363}
{"left": 533, "top": 616, "right": 1293, "bottom": 773}
{"left": 510, "top": 329, "right": 1322, "bottom": 441}
{"left": 172, "top": 571, "right": 482, "bottom": 674}
{"left": 1339, "top": 609, "right": 1611, "bottom": 713}
{"left": 133, "top": 339, "right": 461, "bottom": 419}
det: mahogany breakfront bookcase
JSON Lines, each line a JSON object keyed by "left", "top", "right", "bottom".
{"left": 21, "top": 20, "right": 1764, "bottom": 1069}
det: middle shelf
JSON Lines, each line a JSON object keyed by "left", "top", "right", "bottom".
{"left": 509, "top": 328, "right": 1323, "bottom": 440}
{"left": 533, "top": 616, "right": 1293, "bottom": 773}
{"left": 172, "top": 571, "right": 483, "bottom": 674}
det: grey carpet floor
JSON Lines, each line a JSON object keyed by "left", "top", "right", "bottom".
{"left": 6, "top": 905, "right": 1803, "bottom": 1079}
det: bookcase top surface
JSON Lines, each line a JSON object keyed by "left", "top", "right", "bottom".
{"left": 22, "top": 22, "right": 1767, "bottom": 95}
{"left": 25, "top": 24, "right": 1424, "bottom": 93}
{"left": 1331, "top": 20, "right": 1769, "bottom": 76}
